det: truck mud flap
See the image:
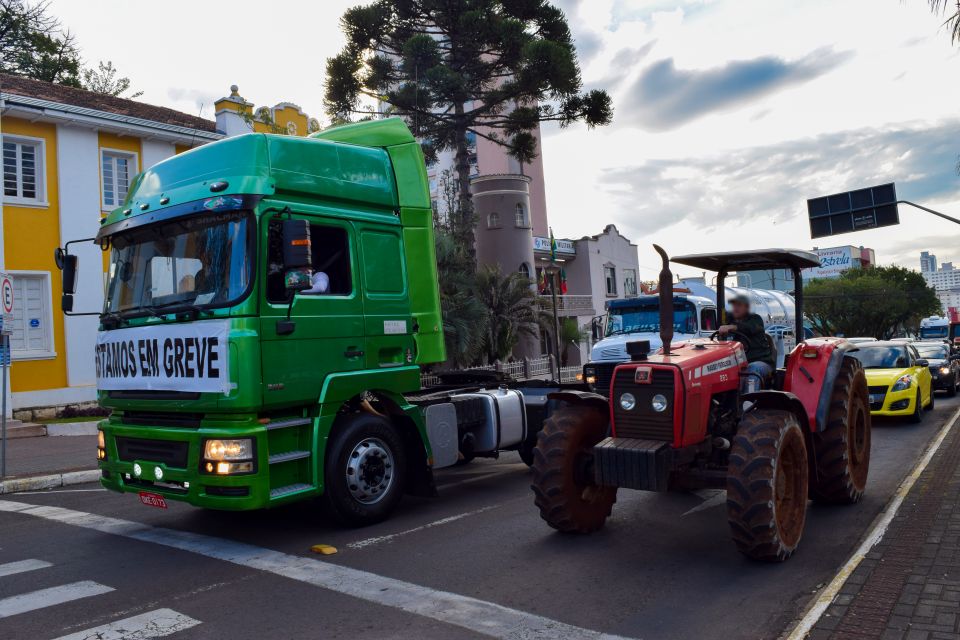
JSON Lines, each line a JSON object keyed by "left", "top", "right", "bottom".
{"left": 593, "top": 437, "right": 670, "bottom": 491}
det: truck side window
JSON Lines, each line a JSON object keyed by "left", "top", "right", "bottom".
{"left": 266, "top": 219, "right": 352, "bottom": 303}
{"left": 701, "top": 308, "right": 717, "bottom": 332}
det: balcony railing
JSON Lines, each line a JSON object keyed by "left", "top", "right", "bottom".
{"left": 420, "top": 355, "right": 581, "bottom": 387}
{"left": 538, "top": 294, "right": 595, "bottom": 314}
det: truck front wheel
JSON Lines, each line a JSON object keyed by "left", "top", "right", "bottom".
{"left": 531, "top": 403, "right": 616, "bottom": 533}
{"left": 322, "top": 414, "right": 406, "bottom": 527}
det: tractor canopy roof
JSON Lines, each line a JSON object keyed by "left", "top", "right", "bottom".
{"left": 671, "top": 249, "right": 820, "bottom": 273}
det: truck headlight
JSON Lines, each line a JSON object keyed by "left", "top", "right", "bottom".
{"left": 583, "top": 366, "right": 597, "bottom": 386}
{"left": 619, "top": 392, "right": 636, "bottom": 411}
{"left": 204, "top": 439, "right": 252, "bottom": 461}
{"left": 892, "top": 375, "right": 913, "bottom": 392}
{"left": 651, "top": 394, "right": 668, "bottom": 413}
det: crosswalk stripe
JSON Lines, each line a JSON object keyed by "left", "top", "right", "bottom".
{"left": 54, "top": 608, "right": 201, "bottom": 640}
{"left": 0, "top": 581, "right": 114, "bottom": 618}
{"left": 0, "top": 559, "right": 52, "bottom": 578}
{"left": 0, "top": 499, "right": 631, "bottom": 639}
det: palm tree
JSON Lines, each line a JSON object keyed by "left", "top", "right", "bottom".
{"left": 474, "top": 266, "right": 541, "bottom": 364}
{"left": 434, "top": 231, "right": 488, "bottom": 368}
{"left": 928, "top": 1, "right": 960, "bottom": 43}
{"left": 558, "top": 318, "right": 590, "bottom": 366}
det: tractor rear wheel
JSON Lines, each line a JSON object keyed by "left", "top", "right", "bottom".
{"left": 531, "top": 403, "right": 616, "bottom": 533}
{"left": 809, "top": 356, "right": 871, "bottom": 504}
{"left": 727, "top": 409, "right": 809, "bottom": 562}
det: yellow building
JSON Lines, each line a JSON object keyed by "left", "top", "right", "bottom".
{"left": 213, "top": 84, "right": 319, "bottom": 138}
{"left": 0, "top": 73, "right": 220, "bottom": 418}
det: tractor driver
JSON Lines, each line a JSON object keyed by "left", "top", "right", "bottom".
{"left": 718, "top": 294, "right": 774, "bottom": 391}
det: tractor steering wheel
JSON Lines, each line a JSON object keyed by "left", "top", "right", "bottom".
{"left": 710, "top": 330, "right": 750, "bottom": 344}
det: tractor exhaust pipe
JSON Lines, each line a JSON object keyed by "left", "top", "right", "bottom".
{"left": 653, "top": 244, "right": 673, "bottom": 356}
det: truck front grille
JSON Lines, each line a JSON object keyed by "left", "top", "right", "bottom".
{"left": 611, "top": 367, "right": 676, "bottom": 441}
{"left": 592, "top": 363, "right": 618, "bottom": 396}
{"left": 116, "top": 437, "right": 189, "bottom": 468}
{"left": 120, "top": 411, "right": 202, "bottom": 429}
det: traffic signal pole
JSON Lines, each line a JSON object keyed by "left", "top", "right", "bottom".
{"left": 898, "top": 200, "right": 960, "bottom": 226}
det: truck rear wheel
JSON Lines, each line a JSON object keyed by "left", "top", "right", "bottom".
{"left": 322, "top": 413, "right": 406, "bottom": 527}
{"left": 531, "top": 403, "right": 616, "bottom": 533}
{"left": 727, "top": 409, "right": 808, "bottom": 562}
{"left": 809, "top": 356, "right": 871, "bottom": 504}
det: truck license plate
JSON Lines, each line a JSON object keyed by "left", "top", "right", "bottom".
{"left": 138, "top": 492, "right": 167, "bottom": 509}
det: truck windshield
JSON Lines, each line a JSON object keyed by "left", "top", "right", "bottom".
{"left": 104, "top": 211, "right": 251, "bottom": 315}
{"left": 606, "top": 301, "right": 697, "bottom": 336}
{"left": 920, "top": 326, "right": 948, "bottom": 339}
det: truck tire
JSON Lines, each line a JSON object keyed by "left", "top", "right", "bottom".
{"left": 727, "top": 409, "right": 808, "bottom": 562}
{"left": 517, "top": 441, "right": 535, "bottom": 467}
{"left": 531, "top": 403, "right": 616, "bottom": 533}
{"left": 808, "top": 357, "right": 871, "bottom": 504}
{"left": 322, "top": 413, "right": 406, "bottom": 527}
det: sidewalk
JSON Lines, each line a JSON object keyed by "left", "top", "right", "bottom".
{"left": 0, "top": 434, "right": 98, "bottom": 493}
{"left": 809, "top": 411, "right": 960, "bottom": 640}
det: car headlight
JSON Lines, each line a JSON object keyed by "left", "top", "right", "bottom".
{"left": 203, "top": 438, "right": 253, "bottom": 461}
{"left": 619, "top": 392, "right": 636, "bottom": 411}
{"left": 941, "top": 367, "right": 951, "bottom": 375}
{"left": 891, "top": 375, "right": 913, "bottom": 392}
{"left": 651, "top": 393, "right": 668, "bottom": 413}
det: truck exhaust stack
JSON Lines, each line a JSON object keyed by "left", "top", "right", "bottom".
{"left": 653, "top": 244, "right": 673, "bottom": 356}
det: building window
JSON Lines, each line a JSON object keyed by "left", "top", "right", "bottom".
{"left": 515, "top": 203, "right": 528, "bottom": 227}
{"left": 2, "top": 135, "right": 45, "bottom": 205}
{"left": 488, "top": 212, "right": 500, "bottom": 228}
{"left": 8, "top": 272, "right": 55, "bottom": 360}
{"left": 519, "top": 263, "right": 531, "bottom": 280}
{"left": 623, "top": 269, "right": 637, "bottom": 297}
{"left": 101, "top": 149, "right": 137, "bottom": 209}
{"left": 604, "top": 266, "right": 617, "bottom": 296}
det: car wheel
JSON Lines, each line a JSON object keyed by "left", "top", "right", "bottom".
{"left": 927, "top": 388, "right": 935, "bottom": 411}
{"left": 910, "top": 390, "right": 924, "bottom": 424}
{"left": 949, "top": 375, "right": 958, "bottom": 397}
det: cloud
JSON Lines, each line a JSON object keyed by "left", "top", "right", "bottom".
{"left": 621, "top": 47, "right": 854, "bottom": 130}
{"left": 598, "top": 119, "right": 960, "bottom": 243}
{"left": 166, "top": 87, "right": 221, "bottom": 114}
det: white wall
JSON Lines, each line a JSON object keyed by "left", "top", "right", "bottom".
{"left": 56, "top": 125, "right": 102, "bottom": 388}
{"left": 141, "top": 139, "right": 175, "bottom": 170}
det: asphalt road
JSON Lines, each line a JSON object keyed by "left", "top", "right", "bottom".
{"left": 1, "top": 394, "right": 957, "bottom": 640}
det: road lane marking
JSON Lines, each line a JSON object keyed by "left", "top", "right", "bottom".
{"left": 0, "top": 559, "right": 52, "bottom": 578}
{"left": 54, "top": 608, "right": 200, "bottom": 640}
{"left": 0, "top": 581, "right": 114, "bottom": 618}
{"left": 15, "top": 488, "right": 106, "bottom": 495}
{"left": 348, "top": 504, "right": 503, "bottom": 549}
{"left": 438, "top": 464, "right": 528, "bottom": 489}
{"left": 0, "top": 500, "right": 632, "bottom": 640}
{"left": 785, "top": 405, "right": 960, "bottom": 640}
{"left": 682, "top": 490, "right": 726, "bottom": 517}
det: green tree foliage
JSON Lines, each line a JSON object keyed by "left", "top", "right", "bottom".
{"left": 325, "top": 0, "right": 613, "bottom": 258}
{"left": 81, "top": 60, "right": 143, "bottom": 98}
{"left": 0, "top": 0, "right": 81, "bottom": 86}
{"left": 435, "top": 230, "right": 489, "bottom": 367}
{"left": 475, "top": 265, "right": 541, "bottom": 363}
{"left": 927, "top": 1, "right": 960, "bottom": 43}
{"left": 804, "top": 266, "right": 941, "bottom": 339}
{"left": 558, "top": 317, "right": 588, "bottom": 366}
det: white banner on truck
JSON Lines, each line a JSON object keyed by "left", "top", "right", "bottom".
{"left": 95, "top": 320, "right": 230, "bottom": 394}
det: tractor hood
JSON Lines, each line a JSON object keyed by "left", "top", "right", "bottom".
{"left": 591, "top": 331, "right": 701, "bottom": 363}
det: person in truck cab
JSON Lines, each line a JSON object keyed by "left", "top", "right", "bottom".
{"left": 718, "top": 293, "right": 774, "bottom": 391}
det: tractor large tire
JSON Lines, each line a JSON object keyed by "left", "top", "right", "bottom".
{"left": 727, "top": 409, "right": 809, "bottom": 562}
{"left": 531, "top": 403, "right": 616, "bottom": 534}
{"left": 808, "top": 356, "right": 871, "bottom": 504}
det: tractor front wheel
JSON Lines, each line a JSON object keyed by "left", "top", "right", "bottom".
{"left": 727, "top": 409, "right": 809, "bottom": 562}
{"left": 809, "top": 356, "right": 871, "bottom": 504}
{"left": 531, "top": 403, "right": 616, "bottom": 534}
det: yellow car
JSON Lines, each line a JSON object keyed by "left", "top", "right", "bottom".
{"left": 849, "top": 341, "right": 934, "bottom": 422}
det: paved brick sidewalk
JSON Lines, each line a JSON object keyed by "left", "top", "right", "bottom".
{"left": 1, "top": 434, "right": 97, "bottom": 479}
{"left": 810, "top": 416, "right": 960, "bottom": 640}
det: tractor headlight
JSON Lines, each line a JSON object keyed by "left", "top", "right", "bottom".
{"left": 203, "top": 439, "right": 253, "bottom": 461}
{"left": 892, "top": 375, "right": 913, "bottom": 392}
{"left": 619, "top": 392, "right": 636, "bottom": 411}
{"left": 651, "top": 394, "right": 668, "bottom": 413}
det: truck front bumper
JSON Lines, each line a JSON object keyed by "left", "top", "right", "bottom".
{"left": 98, "top": 417, "right": 278, "bottom": 511}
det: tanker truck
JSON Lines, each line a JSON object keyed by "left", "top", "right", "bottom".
{"left": 582, "top": 282, "right": 797, "bottom": 394}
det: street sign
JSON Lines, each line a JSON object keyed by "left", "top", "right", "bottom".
{"left": 0, "top": 274, "right": 12, "bottom": 315}
{"left": 807, "top": 183, "right": 899, "bottom": 239}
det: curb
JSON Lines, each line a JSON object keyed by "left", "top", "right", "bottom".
{"left": 783, "top": 405, "right": 960, "bottom": 640}
{"left": 0, "top": 469, "right": 100, "bottom": 495}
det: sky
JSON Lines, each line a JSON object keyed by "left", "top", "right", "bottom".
{"left": 48, "top": 0, "right": 960, "bottom": 279}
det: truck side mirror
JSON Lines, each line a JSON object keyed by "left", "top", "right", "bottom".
{"left": 62, "top": 293, "right": 74, "bottom": 313}
{"left": 54, "top": 248, "right": 79, "bottom": 294}
{"left": 281, "top": 219, "right": 313, "bottom": 291}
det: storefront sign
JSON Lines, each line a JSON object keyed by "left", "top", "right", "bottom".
{"left": 801, "top": 246, "right": 858, "bottom": 280}
{"left": 533, "top": 236, "right": 576, "bottom": 255}
{"left": 95, "top": 320, "right": 230, "bottom": 394}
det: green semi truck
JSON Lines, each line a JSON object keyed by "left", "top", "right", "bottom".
{"left": 55, "top": 118, "right": 559, "bottom": 525}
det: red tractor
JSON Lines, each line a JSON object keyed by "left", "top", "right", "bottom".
{"left": 532, "top": 247, "right": 871, "bottom": 561}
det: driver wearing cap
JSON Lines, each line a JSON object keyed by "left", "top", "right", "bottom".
{"left": 718, "top": 293, "right": 774, "bottom": 388}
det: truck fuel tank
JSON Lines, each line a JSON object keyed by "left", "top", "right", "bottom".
{"left": 451, "top": 387, "right": 527, "bottom": 452}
